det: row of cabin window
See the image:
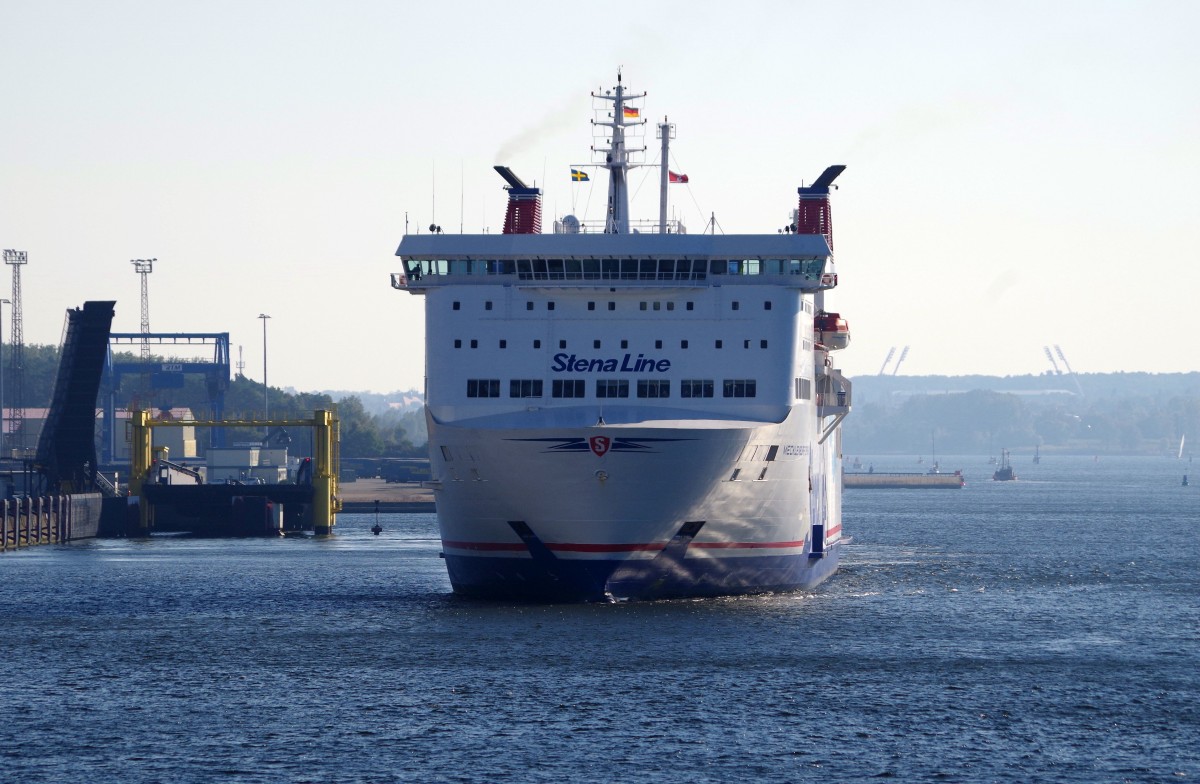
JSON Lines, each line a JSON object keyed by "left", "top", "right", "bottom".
{"left": 409, "top": 258, "right": 827, "bottom": 279}
{"left": 452, "top": 300, "right": 777, "bottom": 312}
{"left": 465, "top": 379, "right": 758, "bottom": 399}
{"left": 454, "top": 338, "right": 770, "bottom": 350}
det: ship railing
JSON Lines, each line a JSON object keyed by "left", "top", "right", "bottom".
{"left": 92, "top": 471, "right": 120, "bottom": 498}
{"left": 816, "top": 368, "right": 852, "bottom": 418}
{"left": 553, "top": 218, "right": 687, "bottom": 234}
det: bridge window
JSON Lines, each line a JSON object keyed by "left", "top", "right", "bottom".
{"left": 795, "top": 378, "right": 812, "bottom": 400}
{"left": 485, "top": 301, "right": 493, "bottom": 311}
{"left": 588, "top": 302, "right": 596, "bottom": 311}
{"left": 621, "top": 340, "right": 628, "bottom": 349}
{"left": 470, "top": 340, "right": 478, "bottom": 348}
{"left": 594, "top": 340, "right": 601, "bottom": 349}
{"left": 453, "top": 301, "right": 460, "bottom": 311}
{"left": 680, "top": 340, "right": 688, "bottom": 349}
{"left": 534, "top": 340, "right": 542, "bottom": 349}
{"left": 499, "top": 340, "right": 507, "bottom": 349}
{"left": 552, "top": 379, "right": 585, "bottom": 398}
{"left": 681, "top": 380, "right": 714, "bottom": 398}
{"left": 454, "top": 340, "right": 462, "bottom": 349}
{"left": 467, "top": 379, "right": 500, "bottom": 398}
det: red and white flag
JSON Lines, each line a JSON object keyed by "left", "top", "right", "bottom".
{"left": 668, "top": 171, "right": 689, "bottom": 184}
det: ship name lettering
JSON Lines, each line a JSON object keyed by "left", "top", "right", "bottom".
{"left": 551, "top": 353, "right": 671, "bottom": 373}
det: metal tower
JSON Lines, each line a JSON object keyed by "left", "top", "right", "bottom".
{"left": 4, "top": 249, "right": 27, "bottom": 450}
{"left": 131, "top": 259, "right": 155, "bottom": 360}
{"left": 892, "top": 345, "right": 910, "bottom": 375}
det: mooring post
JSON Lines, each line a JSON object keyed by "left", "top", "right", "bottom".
{"left": 311, "top": 409, "right": 339, "bottom": 535}
{"left": 129, "top": 408, "right": 155, "bottom": 533}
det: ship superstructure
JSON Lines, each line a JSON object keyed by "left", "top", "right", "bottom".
{"left": 392, "top": 75, "right": 852, "bottom": 601}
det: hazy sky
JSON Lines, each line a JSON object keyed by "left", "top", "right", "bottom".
{"left": 2, "top": 1, "right": 1197, "bottom": 394}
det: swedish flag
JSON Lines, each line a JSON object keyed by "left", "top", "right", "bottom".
{"left": 571, "top": 168, "right": 590, "bottom": 182}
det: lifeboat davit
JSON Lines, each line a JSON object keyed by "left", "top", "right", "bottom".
{"left": 815, "top": 311, "right": 851, "bottom": 350}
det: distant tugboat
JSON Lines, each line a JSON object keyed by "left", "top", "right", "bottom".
{"left": 993, "top": 449, "right": 1017, "bottom": 481}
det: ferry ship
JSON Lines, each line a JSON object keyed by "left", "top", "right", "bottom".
{"left": 391, "top": 74, "right": 852, "bottom": 601}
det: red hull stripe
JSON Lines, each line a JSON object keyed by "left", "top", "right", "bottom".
{"left": 443, "top": 539, "right": 811, "bottom": 553}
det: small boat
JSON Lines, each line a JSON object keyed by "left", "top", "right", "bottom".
{"left": 993, "top": 449, "right": 1017, "bottom": 481}
{"left": 1033, "top": 445, "right": 1041, "bottom": 464}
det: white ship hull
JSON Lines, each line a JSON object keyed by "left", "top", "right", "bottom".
{"left": 429, "top": 408, "right": 843, "bottom": 601}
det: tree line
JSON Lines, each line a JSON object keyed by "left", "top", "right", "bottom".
{"left": 10, "top": 344, "right": 426, "bottom": 460}
{"left": 14, "top": 343, "right": 1200, "bottom": 458}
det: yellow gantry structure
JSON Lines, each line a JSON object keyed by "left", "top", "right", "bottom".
{"left": 128, "top": 408, "right": 341, "bottom": 534}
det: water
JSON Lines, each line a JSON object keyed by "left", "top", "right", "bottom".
{"left": 2, "top": 455, "right": 1197, "bottom": 782}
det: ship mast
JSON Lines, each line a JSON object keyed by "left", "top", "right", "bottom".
{"left": 657, "top": 118, "right": 675, "bottom": 234}
{"left": 592, "top": 72, "right": 645, "bottom": 234}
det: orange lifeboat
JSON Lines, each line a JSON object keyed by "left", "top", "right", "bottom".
{"left": 815, "top": 311, "right": 851, "bottom": 350}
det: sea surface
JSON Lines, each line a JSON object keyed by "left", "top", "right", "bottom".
{"left": 2, "top": 454, "right": 1197, "bottom": 783}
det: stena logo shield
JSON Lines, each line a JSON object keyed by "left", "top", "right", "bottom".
{"left": 589, "top": 436, "right": 611, "bottom": 457}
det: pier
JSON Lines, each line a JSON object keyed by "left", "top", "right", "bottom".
{"left": 128, "top": 409, "right": 342, "bottom": 535}
{"left": 1, "top": 494, "right": 104, "bottom": 551}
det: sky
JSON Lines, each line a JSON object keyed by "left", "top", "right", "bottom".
{"left": 2, "top": 0, "right": 1198, "bottom": 395}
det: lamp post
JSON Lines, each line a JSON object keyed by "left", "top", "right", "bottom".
{"left": 258, "top": 314, "right": 271, "bottom": 420}
{"left": 0, "top": 298, "right": 8, "bottom": 452}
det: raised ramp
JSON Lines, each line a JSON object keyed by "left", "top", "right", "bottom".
{"left": 35, "top": 302, "right": 116, "bottom": 493}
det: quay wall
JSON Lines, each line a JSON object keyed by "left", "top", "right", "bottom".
{"left": 1, "top": 493, "right": 103, "bottom": 551}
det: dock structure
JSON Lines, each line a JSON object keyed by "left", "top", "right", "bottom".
{"left": 128, "top": 409, "right": 342, "bottom": 535}
{"left": 843, "top": 471, "right": 965, "bottom": 489}
{"left": 1, "top": 494, "right": 103, "bottom": 551}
